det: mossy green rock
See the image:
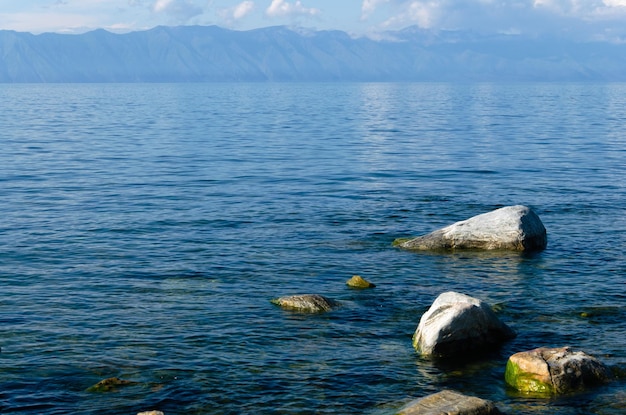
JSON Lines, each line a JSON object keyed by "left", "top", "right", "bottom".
{"left": 505, "top": 359, "right": 554, "bottom": 395}
{"left": 505, "top": 347, "right": 611, "bottom": 395}
{"left": 86, "top": 377, "right": 138, "bottom": 392}
{"left": 346, "top": 275, "right": 376, "bottom": 289}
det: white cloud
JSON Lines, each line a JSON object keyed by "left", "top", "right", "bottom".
{"left": 153, "top": 0, "right": 172, "bottom": 13}
{"left": 152, "top": 0, "right": 204, "bottom": 21}
{"left": 106, "top": 22, "right": 138, "bottom": 32}
{"left": 357, "top": 0, "right": 626, "bottom": 36}
{"left": 532, "top": 0, "right": 583, "bottom": 14}
{"left": 405, "top": 1, "right": 440, "bottom": 28}
{"left": 0, "top": 11, "right": 98, "bottom": 33}
{"left": 531, "top": 0, "right": 626, "bottom": 20}
{"left": 233, "top": 1, "right": 255, "bottom": 19}
{"left": 218, "top": 1, "right": 255, "bottom": 26}
{"left": 4, "top": 0, "right": 626, "bottom": 38}
{"left": 375, "top": 1, "right": 444, "bottom": 30}
{"left": 533, "top": 0, "right": 626, "bottom": 13}
{"left": 361, "top": 0, "right": 390, "bottom": 19}
{"left": 265, "top": 0, "right": 320, "bottom": 18}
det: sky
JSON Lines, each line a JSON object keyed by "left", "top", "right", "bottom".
{"left": 1, "top": 0, "right": 626, "bottom": 41}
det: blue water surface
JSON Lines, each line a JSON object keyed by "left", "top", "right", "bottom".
{"left": 0, "top": 83, "right": 624, "bottom": 414}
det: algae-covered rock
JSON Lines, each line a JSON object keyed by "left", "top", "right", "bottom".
{"left": 395, "top": 205, "right": 547, "bottom": 252}
{"left": 346, "top": 275, "right": 376, "bottom": 289}
{"left": 271, "top": 294, "right": 337, "bottom": 313}
{"left": 396, "top": 390, "right": 503, "bottom": 415}
{"left": 505, "top": 347, "right": 611, "bottom": 395}
{"left": 86, "top": 377, "right": 138, "bottom": 392}
{"left": 413, "top": 291, "right": 515, "bottom": 357}
{"left": 137, "top": 411, "right": 164, "bottom": 415}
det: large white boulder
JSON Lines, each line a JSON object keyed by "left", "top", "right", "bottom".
{"left": 505, "top": 347, "right": 611, "bottom": 395}
{"left": 413, "top": 292, "right": 515, "bottom": 357}
{"left": 395, "top": 205, "right": 547, "bottom": 251}
{"left": 396, "top": 390, "right": 503, "bottom": 415}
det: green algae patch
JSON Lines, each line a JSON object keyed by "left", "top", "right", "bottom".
{"left": 505, "top": 360, "right": 554, "bottom": 395}
{"left": 86, "top": 377, "right": 138, "bottom": 393}
{"left": 610, "top": 364, "right": 626, "bottom": 380}
{"left": 392, "top": 237, "right": 412, "bottom": 247}
{"left": 491, "top": 302, "right": 506, "bottom": 313}
{"left": 578, "top": 306, "right": 622, "bottom": 323}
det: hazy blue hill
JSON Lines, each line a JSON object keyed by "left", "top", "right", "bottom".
{"left": 1, "top": 25, "right": 625, "bottom": 82}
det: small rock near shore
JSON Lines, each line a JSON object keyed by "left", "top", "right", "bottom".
{"left": 86, "top": 377, "right": 138, "bottom": 392}
{"left": 396, "top": 390, "right": 503, "bottom": 415}
{"left": 505, "top": 346, "right": 612, "bottom": 395}
{"left": 137, "top": 411, "right": 164, "bottom": 415}
{"left": 346, "top": 275, "right": 376, "bottom": 288}
{"left": 271, "top": 294, "right": 337, "bottom": 313}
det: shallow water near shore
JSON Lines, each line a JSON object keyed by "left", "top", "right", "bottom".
{"left": 0, "top": 82, "right": 624, "bottom": 414}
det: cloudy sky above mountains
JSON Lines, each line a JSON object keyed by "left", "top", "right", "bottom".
{"left": 1, "top": 0, "right": 626, "bottom": 41}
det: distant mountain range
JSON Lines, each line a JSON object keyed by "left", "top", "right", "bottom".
{"left": 1, "top": 25, "right": 625, "bottom": 82}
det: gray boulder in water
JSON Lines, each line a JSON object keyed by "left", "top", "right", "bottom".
{"left": 413, "top": 291, "right": 515, "bottom": 357}
{"left": 395, "top": 205, "right": 547, "bottom": 251}
{"left": 505, "top": 346, "right": 612, "bottom": 395}
{"left": 270, "top": 294, "right": 337, "bottom": 313}
{"left": 396, "top": 390, "right": 503, "bottom": 415}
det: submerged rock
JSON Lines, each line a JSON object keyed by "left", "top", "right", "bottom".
{"left": 137, "top": 412, "right": 164, "bottom": 415}
{"left": 413, "top": 291, "right": 515, "bottom": 357}
{"left": 395, "top": 205, "right": 547, "bottom": 251}
{"left": 396, "top": 390, "right": 503, "bottom": 415}
{"left": 86, "top": 377, "right": 138, "bottom": 392}
{"left": 505, "top": 346, "right": 611, "bottom": 395}
{"left": 346, "top": 275, "right": 376, "bottom": 288}
{"left": 270, "top": 294, "right": 337, "bottom": 313}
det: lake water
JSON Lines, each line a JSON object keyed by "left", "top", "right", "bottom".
{"left": 0, "top": 83, "right": 624, "bottom": 414}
